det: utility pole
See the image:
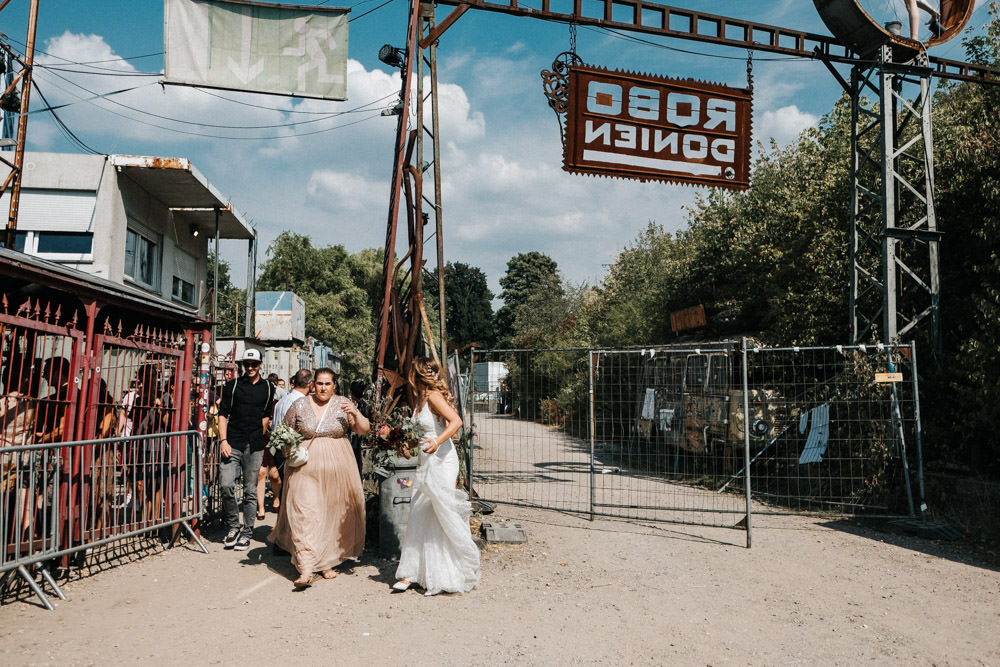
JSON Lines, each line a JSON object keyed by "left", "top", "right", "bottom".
{"left": 1, "top": 0, "right": 38, "bottom": 250}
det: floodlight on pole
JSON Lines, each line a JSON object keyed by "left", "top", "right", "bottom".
{"left": 378, "top": 44, "right": 406, "bottom": 69}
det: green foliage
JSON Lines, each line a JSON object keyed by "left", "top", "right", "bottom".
{"left": 921, "top": 3, "right": 1000, "bottom": 475}
{"left": 256, "top": 231, "right": 376, "bottom": 380}
{"left": 207, "top": 250, "right": 245, "bottom": 337}
{"left": 495, "top": 251, "right": 562, "bottom": 347}
{"left": 433, "top": 261, "right": 495, "bottom": 348}
{"left": 579, "top": 98, "right": 853, "bottom": 348}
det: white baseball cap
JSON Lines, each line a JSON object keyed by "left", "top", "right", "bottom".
{"left": 243, "top": 349, "right": 262, "bottom": 362}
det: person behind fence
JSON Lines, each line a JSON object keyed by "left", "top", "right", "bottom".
{"left": 393, "top": 356, "right": 481, "bottom": 596}
{"left": 256, "top": 375, "right": 284, "bottom": 520}
{"left": 268, "top": 368, "right": 314, "bottom": 515}
{"left": 217, "top": 349, "right": 275, "bottom": 552}
{"left": 1, "top": 369, "right": 38, "bottom": 542}
{"left": 268, "top": 367, "right": 369, "bottom": 588}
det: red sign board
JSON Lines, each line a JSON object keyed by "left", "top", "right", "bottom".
{"left": 564, "top": 66, "right": 752, "bottom": 190}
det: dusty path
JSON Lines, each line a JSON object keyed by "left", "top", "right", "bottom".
{"left": 1, "top": 504, "right": 998, "bottom": 665}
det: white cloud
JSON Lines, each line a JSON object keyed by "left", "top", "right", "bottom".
{"left": 306, "top": 169, "right": 384, "bottom": 213}
{"left": 757, "top": 105, "right": 818, "bottom": 147}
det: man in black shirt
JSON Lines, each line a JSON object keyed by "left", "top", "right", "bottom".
{"left": 217, "top": 349, "right": 275, "bottom": 551}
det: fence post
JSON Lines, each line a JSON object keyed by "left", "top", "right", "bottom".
{"left": 741, "top": 338, "right": 753, "bottom": 548}
{"left": 909, "top": 341, "right": 927, "bottom": 520}
{"left": 588, "top": 350, "right": 596, "bottom": 522}
{"left": 468, "top": 352, "right": 476, "bottom": 496}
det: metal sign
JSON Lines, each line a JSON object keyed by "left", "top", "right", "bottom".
{"left": 564, "top": 65, "right": 752, "bottom": 190}
{"left": 164, "top": 0, "right": 350, "bottom": 101}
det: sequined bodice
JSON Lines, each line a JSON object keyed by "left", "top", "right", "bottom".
{"left": 284, "top": 395, "right": 352, "bottom": 439}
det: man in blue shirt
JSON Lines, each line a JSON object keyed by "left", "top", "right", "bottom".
{"left": 217, "top": 349, "right": 274, "bottom": 551}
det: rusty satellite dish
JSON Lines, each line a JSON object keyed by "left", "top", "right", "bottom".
{"left": 813, "top": 0, "right": 975, "bottom": 57}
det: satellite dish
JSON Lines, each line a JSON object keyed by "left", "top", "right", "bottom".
{"left": 813, "top": 0, "right": 975, "bottom": 57}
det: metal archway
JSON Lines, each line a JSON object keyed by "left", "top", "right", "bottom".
{"left": 814, "top": 0, "right": 975, "bottom": 57}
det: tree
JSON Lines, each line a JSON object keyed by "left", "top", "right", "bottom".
{"left": 429, "top": 262, "right": 495, "bottom": 349}
{"left": 495, "top": 251, "right": 562, "bottom": 347}
{"left": 921, "top": 3, "right": 1000, "bottom": 474}
{"left": 206, "top": 250, "right": 245, "bottom": 337}
{"left": 256, "top": 232, "right": 376, "bottom": 380}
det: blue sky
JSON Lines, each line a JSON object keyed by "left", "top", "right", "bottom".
{"left": 2, "top": 0, "right": 994, "bottom": 295}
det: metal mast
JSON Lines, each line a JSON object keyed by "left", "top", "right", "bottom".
{"left": 849, "top": 45, "right": 941, "bottom": 352}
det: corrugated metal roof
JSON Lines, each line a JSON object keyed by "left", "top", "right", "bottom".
{"left": 0, "top": 246, "right": 209, "bottom": 322}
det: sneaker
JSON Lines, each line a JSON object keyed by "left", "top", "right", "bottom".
{"left": 233, "top": 536, "right": 251, "bottom": 551}
{"left": 223, "top": 528, "right": 240, "bottom": 548}
{"left": 927, "top": 16, "right": 945, "bottom": 37}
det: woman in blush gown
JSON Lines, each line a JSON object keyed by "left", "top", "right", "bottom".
{"left": 394, "top": 357, "right": 480, "bottom": 596}
{"left": 269, "top": 367, "right": 369, "bottom": 588}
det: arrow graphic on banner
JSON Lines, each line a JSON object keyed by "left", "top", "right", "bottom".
{"left": 228, "top": 8, "right": 265, "bottom": 85}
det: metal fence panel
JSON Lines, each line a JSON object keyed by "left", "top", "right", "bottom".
{"left": 590, "top": 345, "right": 748, "bottom": 527}
{"left": 732, "top": 343, "right": 921, "bottom": 517}
{"left": 469, "top": 349, "right": 592, "bottom": 514}
{"left": 1, "top": 432, "right": 206, "bottom": 610}
{"left": 469, "top": 343, "right": 921, "bottom": 529}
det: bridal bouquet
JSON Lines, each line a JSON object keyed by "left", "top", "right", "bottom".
{"left": 368, "top": 404, "right": 426, "bottom": 464}
{"left": 267, "top": 420, "right": 304, "bottom": 458}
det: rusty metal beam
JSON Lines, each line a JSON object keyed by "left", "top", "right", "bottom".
{"left": 424, "top": 0, "right": 1000, "bottom": 85}
{"left": 374, "top": 0, "right": 422, "bottom": 380}
{"left": 419, "top": 3, "right": 470, "bottom": 50}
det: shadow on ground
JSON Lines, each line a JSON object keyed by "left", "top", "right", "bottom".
{"left": 821, "top": 518, "right": 1000, "bottom": 572}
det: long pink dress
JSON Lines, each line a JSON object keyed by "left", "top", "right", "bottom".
{"left": 269, "top": 395, "right": 365, "bottom": 575}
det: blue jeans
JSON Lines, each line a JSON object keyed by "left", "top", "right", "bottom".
{"left": 219, "top": 447, "right": 264, "bottom": 539}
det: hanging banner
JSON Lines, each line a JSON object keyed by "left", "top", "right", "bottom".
{"left": 564, "top": 65, "right": 752, "bottom": 190}
{"left": 164, "top": 0, "right": 349, "bottom": 100}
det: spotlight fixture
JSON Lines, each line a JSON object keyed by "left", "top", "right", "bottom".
{"left": 381, "top": 101, "right": 404, "bottom": 116}
{"left": 190, "top": 224, "right": 200, "bottom": 237}
{"left": 0, "top": 91, "right": 21, "bottom": 113}
{"left": 377, "top": 44, "right": 406, "bottom": 69}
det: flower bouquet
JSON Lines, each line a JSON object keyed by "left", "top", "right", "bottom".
{"left": 267, "top": 420, "right": 305, "bottom": 465}
{"left": 367, "top": 404, "right": 426, "bottom": 465}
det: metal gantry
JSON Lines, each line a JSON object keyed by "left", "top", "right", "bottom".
{"left": 849, "top": 45, "right": 941, "bottom": 351}
{"left": 374, "top": 0, "right": 998, "bottom": 379}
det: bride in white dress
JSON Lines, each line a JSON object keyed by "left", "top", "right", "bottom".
{"left": 394, "top": 357, "right": 480, "bottom": 595}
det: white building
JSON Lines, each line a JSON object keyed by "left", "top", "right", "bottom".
{"left": 2, "top": 152, "right": 255, "bottom": 318}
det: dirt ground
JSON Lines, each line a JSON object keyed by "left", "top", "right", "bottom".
{"left": 1, "top": 504, "right": 998, "bottom": 666}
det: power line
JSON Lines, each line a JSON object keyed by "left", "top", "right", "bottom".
{"left": 36, "top": 64, "right": 399, "bottom": 132}
{"left": 30, "top": 81, "right": 103, "bottom": 155}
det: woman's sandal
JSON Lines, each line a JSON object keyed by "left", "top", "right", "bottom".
{"left": 322, "top": 569, "right": 337, "bottom": 580}
{"left": 392, "top": 579, "right": 411, "bottom": 591}
{"left": 293, "top": 573, "right": 319, "bottom": 589}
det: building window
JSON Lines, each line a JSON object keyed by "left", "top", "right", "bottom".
{"left": 37, "top": 231, "right": 94, "bottom": 254}
{"left": 16, "top": 230, "right": 94, "bottom": 260}
{"left": 124, "top": 228, "right": 160, "bottom": 290}
{"left": 172, "top": 276, "right": 195, "bottom": 306}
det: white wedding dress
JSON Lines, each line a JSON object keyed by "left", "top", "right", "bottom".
{"left": 395, "top": 402, "right": 481, "bottom": 595}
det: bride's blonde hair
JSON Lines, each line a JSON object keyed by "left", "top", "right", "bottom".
{"left": 410, "top": 356, "right": 454, "bottom": 405}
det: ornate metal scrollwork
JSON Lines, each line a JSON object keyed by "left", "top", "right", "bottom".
{"left": 540, "top": 51, "right": 583, "bottom": 146}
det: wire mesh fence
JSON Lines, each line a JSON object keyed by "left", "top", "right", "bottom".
{"left": 468, "top": 342, "right": 922, "bottom": 531}
{"left": 736, "top": 342, "right": 922, "bottom": 517}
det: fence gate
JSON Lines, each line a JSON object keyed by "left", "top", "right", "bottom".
{"left": 468, "top": 342, "right": 923, "bottom": 541}
{"left": 82, "top": 323, "right": 190, "bottom": 541}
